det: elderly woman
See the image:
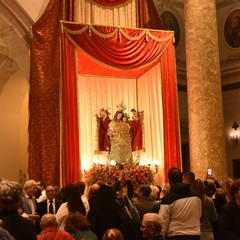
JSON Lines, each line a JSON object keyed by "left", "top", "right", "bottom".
{"left": 0, "top": 179, "right": 37, "bottom": 239}
{"left": 219, "top": 179, "right": 240, "bottom": 240}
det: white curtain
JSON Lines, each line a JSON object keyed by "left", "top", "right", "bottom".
{"left": 76, "top": 0, "right": 138, "bottom": 28}
{"left": 77, "top": 75, "right": 137, "bottom": 170}
{"left": 77, "top": 62, "right": 165, "bottom": 184}
{"left": 137, "top": 62, "right": 165, "bottom": 184}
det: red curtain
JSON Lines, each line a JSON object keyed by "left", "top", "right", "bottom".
{"left": 93, "top": 0, "right": 129, "bottom": 6}
{"left": 61, "top": 23, "right": 172, "bottom": 67}
{"left": 61, "top": 35, "right": 80, "bottom": 186}
{"left": 161, "top": 42, "right": 181, "bottom": 180}
{"left": 61, "top": 22, "right": 181, "bottom": 182}
{"left": 29, "top": 0, "right": 75, "bottom": 186}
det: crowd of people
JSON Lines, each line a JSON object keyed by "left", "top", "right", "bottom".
{"left": 0, "top": 168, "right": 240, "bottom": 240}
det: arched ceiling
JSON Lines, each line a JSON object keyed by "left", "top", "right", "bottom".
{"left": 0, "top": 0, "right": 33, "bottom": 91}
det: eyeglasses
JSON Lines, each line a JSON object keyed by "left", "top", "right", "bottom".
{"left": 140, "top": 225, "right": 153, "bottom": 230}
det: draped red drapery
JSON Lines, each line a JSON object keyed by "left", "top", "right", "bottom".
{"left": 29, "top": 0, "right": 75, "bottom": 186}
{"left": 61, "top": 22, "right": 181, "bottom": 184}
{"left": 93, "top": 0, "right": 129, "bottom": 6}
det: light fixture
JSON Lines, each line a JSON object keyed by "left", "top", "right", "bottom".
{"left": 144, "top": 159, "right": 159, "bottom": 173}
{"left": 109, "top": 160, "right": 116, "bottom": 166}
{"left": 230, "top": 121, "right": 239, "bottom": 143}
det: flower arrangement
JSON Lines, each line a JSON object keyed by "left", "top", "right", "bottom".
{"left": 84, "top": 164, "right": 154, "bottom": 187}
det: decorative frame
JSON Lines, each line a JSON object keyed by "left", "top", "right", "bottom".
{"left": 161, "top": 11, "right": 180, "bottom": 47}
{"left": 224, "top": 9, "right": 240, "bottom": 48}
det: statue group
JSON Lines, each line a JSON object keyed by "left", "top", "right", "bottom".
{"left": 95, "top": 104, "right": 143, "bottom": 165}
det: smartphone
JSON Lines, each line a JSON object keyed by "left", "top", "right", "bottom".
{"left": 207, "top": 168, "right": 212, "bottom": 179}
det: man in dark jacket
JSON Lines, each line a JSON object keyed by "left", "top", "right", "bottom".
{"left": 37, "top": 185, "right": 62, "bottom": 217}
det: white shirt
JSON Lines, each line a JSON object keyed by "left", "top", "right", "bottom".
{"left": 37, "top": 190, "right": 46, "bottom": 203}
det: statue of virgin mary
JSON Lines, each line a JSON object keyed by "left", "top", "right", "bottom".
{"left": 107, "top": 111, "right": 134, "bottom": 165}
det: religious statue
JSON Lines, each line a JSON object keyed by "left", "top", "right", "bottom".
{"left": 95, "top": 102, "right": 144, "bottom": 165}
{"left": 95, "top": 108, "right": 111, "bottom": 153}
{"left": 107, "top": 111, "right": 133, "bottom": 165}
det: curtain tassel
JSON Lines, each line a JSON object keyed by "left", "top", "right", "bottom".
{"left": 88, "top": 25, "right": 92, "bottom": 37}
{"left": 118, "top": 27, "right": 121, "bottom": 42}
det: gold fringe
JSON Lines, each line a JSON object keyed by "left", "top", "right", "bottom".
{"left": 60, "top": 21, "right": 174, "bottom": 43}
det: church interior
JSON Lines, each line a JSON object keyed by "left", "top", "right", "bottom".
{"left": 0, "top": 0, "right": 240, "bottom": 186}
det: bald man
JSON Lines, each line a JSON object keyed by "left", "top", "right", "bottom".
{"left": 37, "top": 214, "right": 73, "bottom": 240}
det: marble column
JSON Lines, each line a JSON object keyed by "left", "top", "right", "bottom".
{"left": 184, "top": 0, "right": 227, "bottom": 180}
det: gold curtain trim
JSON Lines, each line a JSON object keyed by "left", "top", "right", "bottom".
{"left": 60, "top": 21, "right": 174, "bottom": 43}
{"left": 63, "top": 32, "right": 169, "bottom": 72}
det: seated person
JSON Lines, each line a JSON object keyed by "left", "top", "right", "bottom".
{"left": 37, "top": 214, "right": 73, "bottom": 240}
{"left": 141, "top": 213, "right": 163, "bottom": 240}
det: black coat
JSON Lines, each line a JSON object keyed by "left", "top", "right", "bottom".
{"left": 37, "top": 198, "right": 62, "bottom": 217}
{"left": 219, "top": 200, "right": 240, "bottom": 240}
{"left": 0, "top": 212, "right": 37, "bottom": 240}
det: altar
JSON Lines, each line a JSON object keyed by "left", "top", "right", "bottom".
{"left": 60, "top": 21, "right": 181, "bottom": 186}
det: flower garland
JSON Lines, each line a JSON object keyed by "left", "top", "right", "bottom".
{"left": 84, "top": 164, "right": 154, "bottom": 187}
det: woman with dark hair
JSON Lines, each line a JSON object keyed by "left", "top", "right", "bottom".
{"left": 88, "top": 184, "right": 120, "bottom": 240}
{"left": 219, "top": 179, "right": 240, "bottom": 239}
{"left": 107, "top": 111, "right": 133, "bottom": 165}
{"left": 192, "top": 179, "right": 218, "bottom": 240}
{"left": 65, "top": 212, "right": 97, "bottom": 240}
{"left": 212, "top": 188, "right": 227, "bottom": 240}
{"left": 56, "top": 183, "right": 86, "bottom": 230}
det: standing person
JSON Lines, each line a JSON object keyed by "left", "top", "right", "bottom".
{"left": 158, "top": 167, "right": 201, "bottom": 240}
{"left": 192, "top": 179, "right": 218, "bottom": 240}
{"left": 0, "top": 179, "right": 37, "bottom": 240}
{"left": 88, "top": 184, "right": 119, "bottom": 240}
{"left": 182, "top": 171, "right": 195, "bottom": 186}
{"left": 97, "top": 108, "right": 111, "bottom": 152}
{"left": 108, "top": 111, "right": 133, "bottom": 165}
{"left": 74, "top": 180, "right": 90, "bottom": 216}
{"left": 56, "top": 183, "right": 86, "bottom": 230}
{"left": 21, "top": 179, "right": 40, "bottom": 222}
{"left": 37, "top": 214, "right": 73, "bottom": 240}
{"left": 221, "top": 177, "right": 234, "bottom": 203}
{"left": 36, "top": 180, "right": 47, "bottom": 203}
{"left": 219, "top": 179, "right": 240, "bottom": 240}
{"left": 212, "top": 188, "right": 227, "bottom": 240}
{"left": 37, "top": 185, "right": 62, "bottom": 217}
{"left": 113, "top": 179, "right": 140, "bottom": 240}
{"left": 134, "top": 184, "right": 159, "bottom": 220}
